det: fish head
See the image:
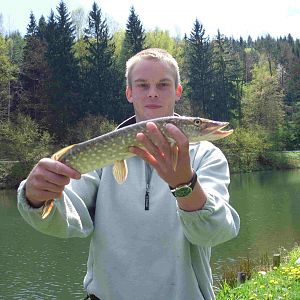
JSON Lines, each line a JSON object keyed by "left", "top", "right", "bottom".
{"left": 170, "top": 117, "right": 233, "bottom": 143}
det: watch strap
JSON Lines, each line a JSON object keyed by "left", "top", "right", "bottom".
{"left": 169, "top": 171, "right": 198, "bottom": 197}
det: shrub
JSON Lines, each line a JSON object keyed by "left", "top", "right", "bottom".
{"left": 216, "top": 126, "right": 272, "bottom": 173}
{"left": 65, "top": 114, "right": 117, "bottom": 145}
{"left": 0, "top": 114, "right": 52, "bottom": 187}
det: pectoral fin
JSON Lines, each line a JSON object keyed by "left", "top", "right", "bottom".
{"left": 113, "top": 160, "right": 128, "bottom": 184}
{"left": 41, "top": 199, "right": 54, "bottom": 219}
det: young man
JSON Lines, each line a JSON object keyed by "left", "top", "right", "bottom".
{"left": 18, "top": 48, "right": 240, "bottom": 300}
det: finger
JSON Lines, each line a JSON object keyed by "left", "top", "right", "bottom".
{"left": 40, "top": 169, "right": 71, "bottom": 186}
{"left": 145, "top": 122, "right": 171, "bottom": 153}
{"left": 164, "top": 123, "right": 189, "bottom": 148}
{"left": 136, "top": 132, "right": 164, "bottom": 159}
{"left": 38, "top": 178, "right": 66, "bottom": 194}
{"left": 129, "top": 145, "right": 159, "bottom": 167}
{"left": 39, "top": 158, "right": 81, "bottom": 180}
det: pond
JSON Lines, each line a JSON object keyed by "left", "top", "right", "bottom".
{"left": 1, "top": 169, "right": 300, "bottom": 299}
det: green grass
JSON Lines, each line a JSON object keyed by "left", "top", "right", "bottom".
{"left": 216, "top": 246, "right": 300, "bottom": 300}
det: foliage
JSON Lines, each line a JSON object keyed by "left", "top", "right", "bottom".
{"left": 0, "top": 35, "right": 18, "bottom": 122}
{"left": 217, "top": 126, "right": 272, "bottom": 172}
{"left": 65, "top": 114, "right": 117, "bottom": 144}
{"left": 0, "top": 2, "right": 300, "bottom": 178}
{"left": 0, "top": 114, "right": 52, "bottom": 185}
{"left": 242, "top": 58, "right": 285, "bottom": 134}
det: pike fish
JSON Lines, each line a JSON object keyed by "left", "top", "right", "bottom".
{"left": 41, "top": 116, "right": 233, "bottom": 219}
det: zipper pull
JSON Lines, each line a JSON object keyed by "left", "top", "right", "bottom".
{"left": 145, "top": 183, "right": 150, "bottom": 210}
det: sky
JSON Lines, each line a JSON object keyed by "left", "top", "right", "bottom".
{"left": 1, "top": 0, "right": 300, "bottom": 39}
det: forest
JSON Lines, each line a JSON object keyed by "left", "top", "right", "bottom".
{"left": 1, "top": 1, "right": 300, "bottom": 185}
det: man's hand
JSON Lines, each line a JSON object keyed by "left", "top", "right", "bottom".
{"left": 25, "top": 158, "right": 81, "bottom": 208}
{"left": 129, "top": 122, "right": 193, "bottom": 188}
{"left": 129, "top": 122, "right": 207, "bottom": 211}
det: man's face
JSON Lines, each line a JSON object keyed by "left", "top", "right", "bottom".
{"left": 126, "top": 59, "right": 182, "bottom": 122}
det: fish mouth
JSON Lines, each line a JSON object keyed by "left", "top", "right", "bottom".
{"left": 198, "top": 119, "right": 233, "bottom": 140}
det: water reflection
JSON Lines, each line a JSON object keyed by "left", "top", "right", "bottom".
{"left": 212, "top": 169, "right": 300, "bottom": 278}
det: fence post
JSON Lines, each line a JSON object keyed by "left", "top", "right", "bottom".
{"left": 273, "top": 254, "right": 281, "bottom": 268}
{"left": 237, "top": 272, "right": 247, "bottom": 284}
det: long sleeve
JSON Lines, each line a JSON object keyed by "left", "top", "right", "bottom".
{"left": 17, "top": 171, "right": 101, "bottom": 239}
{"left": 177, "top": 141, "right": 240, "bottom": 246}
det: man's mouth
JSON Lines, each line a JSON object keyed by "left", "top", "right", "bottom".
{"left": 145, "top": 104, "right": 162, "bottom": 109}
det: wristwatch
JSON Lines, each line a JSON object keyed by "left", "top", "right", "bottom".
{"left": 169, "top": 171, "right": 198, "bottom": 198}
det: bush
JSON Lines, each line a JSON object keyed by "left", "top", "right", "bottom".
{"left": 0, "top": 114, "right": 52, "bottom": 187}
{"left": 216, "top": 126, "right": 272, "bottom": 172}
{"left": 65, "top": 114, "right": 117, "bottom": 145}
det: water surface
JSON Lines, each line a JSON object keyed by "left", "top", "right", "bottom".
{"left": 1, "top": 169, "right": 300, "bottom": 299}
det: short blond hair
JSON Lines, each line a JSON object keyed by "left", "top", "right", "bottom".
{"left": 125, "top": 48, "right": 181, "bottom": 88}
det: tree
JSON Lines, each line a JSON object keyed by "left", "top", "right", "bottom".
{"left": 0, "top": 35, "right": 17, "bottom": 122}
{"left": 123, "top": 6, "right": 145, "bottom": 58}
{"left": 83, "top": 2, "right": 118, "bottom": 117}
{"left": 210, "top": 30, "right": 242, "bottom": 121}
{"left": 19, "top": 12, "right": 50, "bottom": 129}
{"left": 72, "top": 7, "right": 86, "bottom": 40}
{"left": 37, "top": 15, "right": 47, "bottom": 40}
{"left": 184, "top": 19, "right": 212, "bottom": 117}
{"left": 26, "top": 12, "right": 38, "bottom": 37}
{"left": 242, "top": 59, "right": 285, "bottom": 135}
{"left": 44, "top": 1, "right": 80, "bottom": 140}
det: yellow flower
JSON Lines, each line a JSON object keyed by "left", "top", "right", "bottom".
{"left": 260, "top": 285, "right": 266, "bottom": 289}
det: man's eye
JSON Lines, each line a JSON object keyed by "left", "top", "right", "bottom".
{"left": 137, "top": 83, "right": 148, "bottom": 88}
{"left": 158, "top": 82, "right": 169, "bottom": 88}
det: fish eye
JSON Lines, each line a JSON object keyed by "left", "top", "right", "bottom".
{"left": 194, "top": 119, "right": 202, "bottom": 126}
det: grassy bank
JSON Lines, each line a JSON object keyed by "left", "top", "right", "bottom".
{"left": 216, "top": 245, "right": 300, "bottom": 300}
{"left": 225, "top": 151, "right": 300, "bottom": 173}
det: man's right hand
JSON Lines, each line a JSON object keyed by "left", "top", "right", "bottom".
{"left": 25, "top": 158, "right": 81, "bottom": 208}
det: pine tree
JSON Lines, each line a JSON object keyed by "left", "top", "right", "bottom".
{"left": 44, "top": 1, "right": 80, "bottom": 140}
{"left": 26, "top": 12, "right": 38, "bottom": 37}
{"left": 211, "top": 30, "right": 242, "bottom": 121}
{"left": 37, "top": 16, "right": 47, "bottom": 40}
{"left": 20, "top": 12, "right": 50, "bottom": 128}
{"left": 184, "top": 19, "right": 212, "bottom": 117}
{"left": 123, "top": 6, "right": 145, "bottom": 57}
{"left": 83, "top": 2, "right": 116, "bottom": 117}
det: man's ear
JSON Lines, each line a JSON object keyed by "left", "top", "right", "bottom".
{"left": 175, "top": 84, "right": 183, "bottom": 101}
{"left": 126, "top": 86, "right": 133, "bottom": 103}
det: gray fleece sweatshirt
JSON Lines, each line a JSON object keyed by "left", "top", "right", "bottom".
{"left": 17, "top": 141, "right": 240, "bottom": 300}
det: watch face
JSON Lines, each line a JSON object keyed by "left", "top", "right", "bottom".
{"left": 174, "top": 186, "right": 192, "bottom": 197}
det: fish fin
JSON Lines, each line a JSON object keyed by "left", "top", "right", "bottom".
{"left": 51, "top": 144, "right": 76, "bottom": 161}
{"left": 113, "top": 160, "right": 128, "bottom": 184}
{"left": 170, "top": 143, "right": 179, "bottom": 171}
{"left": 41, "top": 199, "right": 54, "bottom": 219}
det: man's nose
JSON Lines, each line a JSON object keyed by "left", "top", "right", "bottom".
{"left": 147, "top": 86, "right": 158, "bottom": 98}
